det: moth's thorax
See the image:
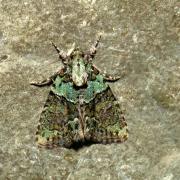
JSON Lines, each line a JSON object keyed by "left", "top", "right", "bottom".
{"left": 71, "top": 55, "right": 88, "bottom": 87}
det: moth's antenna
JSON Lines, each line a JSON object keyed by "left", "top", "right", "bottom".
{"left": 51, "top": 41, "right": 67, "bottom": 64}
{"left": 67, "top": 43, "right": 76, "bottom": 56}
{"left": 94, "top": 35, "right": 101, "bottom": 48}
{"left": 89, "top": 35, "right": 101, "bottom": 56}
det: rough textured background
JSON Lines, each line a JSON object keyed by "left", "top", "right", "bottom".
{"left": 0, "top": 0, "right": 179, "bottom": 179}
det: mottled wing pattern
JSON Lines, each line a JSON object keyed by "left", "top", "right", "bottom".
{"left": 36, "top": 88, "right": 128, "bottom": 148}
{"left": 84, "top": 87, "right": 128, "bottom": 144}
{"left": 36, "top": 91, "right": 81, "bottom": 148}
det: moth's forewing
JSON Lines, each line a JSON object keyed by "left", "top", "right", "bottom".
{"left": 84, "top": 87, "right": 128, "bottom": 144}
{"left": 36, "top": 91, "right": 81, "bottom": 148}
{"left": 36, "top": 87, "right": 128, "bottom": 148}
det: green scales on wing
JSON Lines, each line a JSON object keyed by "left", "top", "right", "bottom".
{"left": 35, "top": 74, "right": 128, "bottom": 148}
{"left": 51, "top": 74, "right": 108, "bottom": 103}
{"left": 31, "top": 36, "right": 128, "bottom": 148}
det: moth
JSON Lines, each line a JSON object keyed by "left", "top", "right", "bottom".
{"left": 31, "top": 36, "right": 128, "bottom": 148}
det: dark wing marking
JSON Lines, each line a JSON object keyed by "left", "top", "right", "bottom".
{"left": 36, "top": 87, "right": 128, "bottom": 148}
{"left": 84, "top": 87, "right": 128, "bottom": 144}
{"left": 36, "top": 91, "right": 83, "bottom": 148}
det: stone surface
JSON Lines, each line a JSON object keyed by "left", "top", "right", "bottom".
{"left": 0, "top": 0, "right": 179, "bottom": 179}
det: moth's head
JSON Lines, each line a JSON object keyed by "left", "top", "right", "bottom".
{"left": 69, "top": 48, "right": 89, "bottom": 87}
{"left": 52, "top": 35, "right": 101, "bottom": 87}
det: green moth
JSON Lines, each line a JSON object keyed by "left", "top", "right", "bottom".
{"left": 31, "top": 36, "right": 128, "bottom": 148}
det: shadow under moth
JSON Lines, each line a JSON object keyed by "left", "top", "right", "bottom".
{"left": 31, "top": 36, "right": 128, "bottom": 148}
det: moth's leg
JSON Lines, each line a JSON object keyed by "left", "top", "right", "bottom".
{"left": 30, "top": 72, "right": 59, "bottom": 87}
{"left": 30, "top": 79, "right": 52, "bottom": 87}
{"left": 31, "top": 67, "right": 67, "bottom": 87}
{"left": 103, "top": 74, "right": 121, "bottom": 82}
{"left": 92, "top": 64, "right": 101, "bottom": 75}
{"left": 92, "top": 64, "right": 121, "bottom": 82}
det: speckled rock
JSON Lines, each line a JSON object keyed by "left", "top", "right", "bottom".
{"left": 0, "top": 0, "right": 179, "bottom": 179}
